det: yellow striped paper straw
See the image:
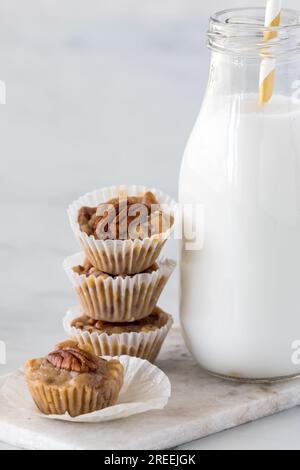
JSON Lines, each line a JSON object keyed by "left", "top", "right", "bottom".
{"left": 259, "top": 0, "right": 282, "bottom": 104}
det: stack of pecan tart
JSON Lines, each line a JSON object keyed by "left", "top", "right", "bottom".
{"left": 63, "top": 185, "right": 176, "bottom": 362}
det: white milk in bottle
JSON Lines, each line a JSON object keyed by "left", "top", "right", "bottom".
{"left": 179, "top": 8, "right": 300, "bottom": 381}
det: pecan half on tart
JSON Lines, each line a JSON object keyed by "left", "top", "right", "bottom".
{"left": 64, "top": 306, "right": 173, "bottom": 363}
{"left": 25, "top": 341, "right": 123, "bottom": 417}
{"left": 63, "top": 253, "right": 176, "bottom": 322}
{"left": 68, "top": 186, "right": 175, "bottom": 275}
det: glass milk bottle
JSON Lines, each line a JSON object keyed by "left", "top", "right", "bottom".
{"left": 179, "top": 8, "right": 300, "bottom": 382}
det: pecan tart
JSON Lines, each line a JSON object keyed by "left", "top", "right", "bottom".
{"left": 68, "top": 186, "right": 176, "bottom": 275}
{"left": 77, "top": 191, "right": 173, "bottom": 241}
{"left": 25, "top": 341, "right": 124, "bottom": 417}
{"left": 72, "top": 258, "right": 158, "bottom": 278}
{"left": 72, "top": 308, "right": 170, "bottom": 334}
{"left": 64, "top": 306, "right": 173, "bottom": 363}
{"left": 63, "top": 252, "right": 176, "bottom": 322}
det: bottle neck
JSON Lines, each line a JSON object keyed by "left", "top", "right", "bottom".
{"left": 207, "top": 7, "right": 300, "bottom": 101}
{"left": 206, "top": 50, "right": 300, "bottom": 100}
{"left": 209, "top": 7, "right": 300, "bottom": 59}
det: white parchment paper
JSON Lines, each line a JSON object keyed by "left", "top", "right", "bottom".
{"left": 1, "top": 355, "right": 171, "bottom": 423}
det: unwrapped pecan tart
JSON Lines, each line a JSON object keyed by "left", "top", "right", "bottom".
{"left": 25, "top": 341, "right": 124, "bottom": 417}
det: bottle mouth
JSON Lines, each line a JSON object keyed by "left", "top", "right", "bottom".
{"left": 208, "top": 7, "right": 300, "bottom": 57}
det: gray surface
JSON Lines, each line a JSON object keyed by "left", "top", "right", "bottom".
{"left": 179, "top": 407, "right": 300, "bottom": 450}
{"left": 1, "top": 0, "right": 300, "bottom": 450}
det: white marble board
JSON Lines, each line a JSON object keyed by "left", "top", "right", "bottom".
{"left": 1, "top": 326, "right": 300, "bottom": 450}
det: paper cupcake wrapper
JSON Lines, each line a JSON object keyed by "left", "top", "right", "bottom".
{"left": 26, "top": 358, "right": 123, "bottom": 418}
{"left": 2, "top": 356, "right": 171, "bottom": 423}
{"left": 68, "top": 185, "right": 177, "bottom": 275}
{"left": 63, "top": 252, "right": 176, "bottom": 322}
{"left": 63, "top": 306, "right": 173, "bottom": 363}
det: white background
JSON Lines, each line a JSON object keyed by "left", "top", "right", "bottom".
{"left": 1, "top": 0, "right": 300, "bottom": 450}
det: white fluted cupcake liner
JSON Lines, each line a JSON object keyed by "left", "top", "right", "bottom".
{"left": 68, "top": 185, "right": 176, "bottom": 275}
{"left": 26, "top": 359, "right": 123, "bottom": 417}
{"left": 63, "top": 306, "right": 173, "bottom": 363}
{"left": 63, "top": 252, "right": 176, "bottom": 322}
{"left": 2, "top": 356, "right": 171, "bottom": 422}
